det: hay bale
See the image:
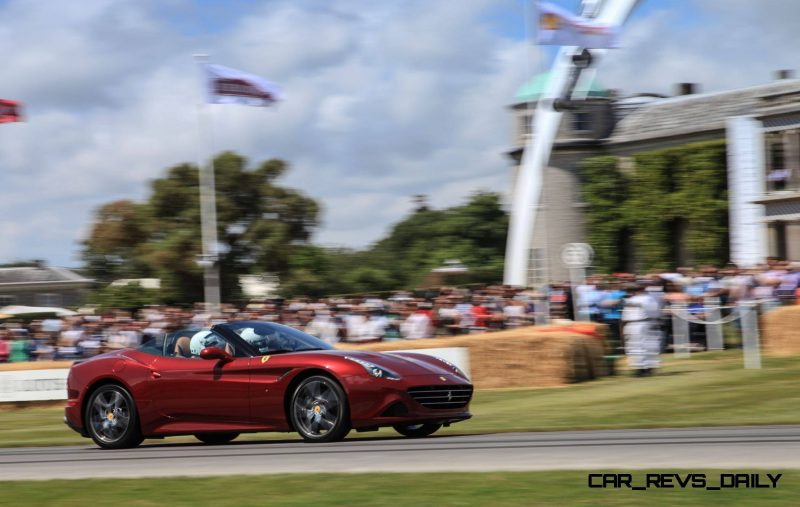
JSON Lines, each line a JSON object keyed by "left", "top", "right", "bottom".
{"left": 337, "top": 324, "right": 609, "bottom": 388}
{"left": 762, "top": 305, "right": 800, "bottom": 356}
{"left": 0, "top": 360, "right": 72, "bottom": 372}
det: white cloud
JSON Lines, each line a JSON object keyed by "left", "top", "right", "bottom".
{"left": 13, "top": 0, "right": 798, "bottom": 269}
{"left": 0, "top": 0, "right": 536, "bottom": 266}
{"left": 597, "top": 0, "right": 800, "bottom": 96}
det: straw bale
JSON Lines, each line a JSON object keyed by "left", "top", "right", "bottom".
{"left": 338, "top": 324, "right": 609, "bottom": 388}
{"left": 0, "top": 360, "right": 72, "bottom": 372}
{"left": 761, "top": 305, "right": 800, "bottom": 356}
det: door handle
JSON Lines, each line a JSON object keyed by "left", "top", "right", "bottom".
{"left": 151, "top": 371, "right": 162, "bottom": 379}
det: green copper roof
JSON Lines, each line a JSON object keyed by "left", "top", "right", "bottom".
{"left": 515, "top": 71, "right": 608, "bottom": 102}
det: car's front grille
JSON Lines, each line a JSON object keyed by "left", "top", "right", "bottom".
{"left": 407, "top": 385, "right": 473, "bottom": 409}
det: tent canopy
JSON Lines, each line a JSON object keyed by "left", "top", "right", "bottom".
{"left": 0, "top": 305, "right": 77, "bottom": 318}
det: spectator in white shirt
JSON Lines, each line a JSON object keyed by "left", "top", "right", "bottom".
{"left": 343, "top": 308, "right": 368, "bottom": 342}
{"left": 305, "top": 310, "right": 340, "bottom": 344}
{"left": 363, "top": 310, "right": 390, "bottom": 341}
{"left": 401, "top": 306, "right": 432, "bottom": 339}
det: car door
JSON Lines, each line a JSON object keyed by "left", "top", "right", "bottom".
{"left": 150, "top": 330, "right": 251, "bottom": 425}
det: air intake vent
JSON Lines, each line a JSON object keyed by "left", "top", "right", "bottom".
{"left": 380, "top": 402, "right": 409, "bottom": 417}
{"left": 407, "top": 385, "right": 473, "bottom": 409}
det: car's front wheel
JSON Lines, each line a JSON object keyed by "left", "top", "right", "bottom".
{"left": 85, "top": 384, "right": 143, "bottom": 449}
{"left": 194, "top": 433, "right": 239, "bottom": 445}
{"left": 290, "top": 375, "right": 350, "bottom": 443}
{"left": 393, "top": 423, "right": 442, "bottom": 438}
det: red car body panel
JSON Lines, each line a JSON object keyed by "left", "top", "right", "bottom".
{"left": 65, "top": 325, "right": 472, "bottom": 440}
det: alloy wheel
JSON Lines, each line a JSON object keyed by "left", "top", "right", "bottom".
{"left": 291, "top": 376, "right": 350, "bottom": 442}
{"left": 85, "top": 385, "right": 142, "bottom": 449}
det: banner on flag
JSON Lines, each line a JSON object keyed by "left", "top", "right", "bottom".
{"left": 536, "top": 2, "right": 619, "bottom": 48}
{"left": 206, "top": 64, "right": 283, "bottom": 107}
{"left": 0, "top": 100, "right": 22, "bottom": 123}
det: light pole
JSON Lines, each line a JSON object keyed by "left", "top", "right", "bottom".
{"left": 194, "top": 53, "right": 222, "bottom": 314}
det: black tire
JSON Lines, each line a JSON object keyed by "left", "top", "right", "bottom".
{"left": 194, "top": 432, "right": 239, "bottom": 445}
{"left": 393, "top": 423, "right": 442, "bottom": 438}
{"left": 290, "top": 375, "right": 350, "bottom": 443}
{"left": 85, "top": 384, "right": 143, "bottom": 449}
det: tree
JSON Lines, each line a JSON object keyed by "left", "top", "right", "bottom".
{"left": 82, "top": 152, "right": 320, "bottom": 304}
{"left": 280, "top": 191, "right": 508, "bottom": 297}
{"left": 368, "top": 190, "right": 508, "bottom": 288}
{"left": 83, "top": 200, "right": 152, "bottom": 282}
{"left": 88, "top": 282, "right": 163, "bottom": 312}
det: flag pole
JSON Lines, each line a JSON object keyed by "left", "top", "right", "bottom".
{"left": 193, "top": 53, "right": 222, "bottom": 315}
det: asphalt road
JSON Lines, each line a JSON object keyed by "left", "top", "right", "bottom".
{"left": 2, "top": 426, "right": 799, "bottom": 480}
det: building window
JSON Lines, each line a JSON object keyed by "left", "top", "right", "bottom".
{"left": 768, "top": 141, "right": 787, "bottom": 191}
{"left": 527, "top": 248, "right": 547, "bottom": 288}
{"left": 0, "top": 295, "right": 15, "bottom": 306}
{"left": 36, "top": 293, "right": 62, "bottom": 307}
{"left": 771, "top": 141, "right": 785, "bottom": 170}
{"left": 519, "top": 113, "right": 533, "bottom": 138}
{"left": 572, "top": 112, "right": 591, "bottom": 132}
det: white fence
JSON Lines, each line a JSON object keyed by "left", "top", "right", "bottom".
{"left": 667, "top": 298, "right": 761, "bottom": 369}
{"left": 0, "top": 369, "right": 69, "bottom": 403}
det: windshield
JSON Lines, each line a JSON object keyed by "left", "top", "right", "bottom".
{"left": 221, "top": 321, "right": 335, "bottom": 355}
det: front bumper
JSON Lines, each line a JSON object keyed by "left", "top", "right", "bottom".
{"left": 342, "top": 373, "right": 473, "bottom": 429}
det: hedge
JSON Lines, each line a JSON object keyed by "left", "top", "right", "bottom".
{"left": 580, "top": 140, "right": 729, "bottom": 273}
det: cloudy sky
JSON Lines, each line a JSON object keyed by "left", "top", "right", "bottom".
{"left": 0, "top": 0, "right": 797, "bottom": 267}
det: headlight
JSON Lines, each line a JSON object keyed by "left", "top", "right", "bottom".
{"left": 433, "top": 356, "right": 469, "bottom": 379}
{"left": 344, "top": 356, "right": 400, "bottom": 380}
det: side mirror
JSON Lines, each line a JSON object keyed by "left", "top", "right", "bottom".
{"left": 200, "top": 347, "right": 233, "bottom": 363}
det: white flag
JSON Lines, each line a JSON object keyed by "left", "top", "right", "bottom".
{"left": 206, "top": 64, "right": 283, "bottom": 106}
{"left": 535, "top": 1, "right": 619, "bottom": 48}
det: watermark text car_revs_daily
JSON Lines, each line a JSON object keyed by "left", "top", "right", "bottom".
{"left": 588, "top": 473, "right": 783, "bottom": 490}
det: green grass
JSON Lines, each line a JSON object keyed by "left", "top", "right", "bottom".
{"left": 1, "top": 351, "right": 799, "bottom": 448}
{"left": 462, "top": 351, "right": 800, "bottom": 433}
{"left": 2, "top": 471, "right": 798, "bottom": 506}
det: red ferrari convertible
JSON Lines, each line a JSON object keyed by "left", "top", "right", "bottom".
{"left": 65, "top": 320, "right": 473, "bottom": 449}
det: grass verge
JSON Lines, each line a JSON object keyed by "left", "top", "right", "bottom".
{"left": 2, "top": 471, "right": 798, "bottom": 506}
{"left": 1, "top": 350, "right": 799, "bottom": 447}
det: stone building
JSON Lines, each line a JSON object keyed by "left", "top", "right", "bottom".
{"left": 508, "top": 70, "right": 800, "bottom": 283}
{"left": 0, "top": 264, "right": 94, "bottom": 308}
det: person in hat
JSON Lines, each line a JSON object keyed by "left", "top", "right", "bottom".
{"left": 622, "top": 283, "right": 661, "bottom": 376}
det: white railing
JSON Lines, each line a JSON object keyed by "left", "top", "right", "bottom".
{"left": 666, "top": 298, "right": 764, "bottom": 369}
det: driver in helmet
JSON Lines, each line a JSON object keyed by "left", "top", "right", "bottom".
{"left": 189, "top": 330, "right": 233, "bottom": 357}
{"left": 237, "top": 327, "right": 275, "bottom": 354}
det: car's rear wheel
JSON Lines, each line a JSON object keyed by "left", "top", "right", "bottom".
{"left": 290, "top": 375, "right": 350, "bottom": 443}
{"left": 194, "top": 432, "right": 239, "bottom": 445}
{"left": 393, "top": 423, "right": 442, "bottom": 438}
{"left": 85, "top": 384, "right": 143, "bottom": 449}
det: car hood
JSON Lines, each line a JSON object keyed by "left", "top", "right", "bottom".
{"left": 303, "top": 349, "right": 459, "bottom": 378}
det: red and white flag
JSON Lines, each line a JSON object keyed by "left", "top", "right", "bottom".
{"left": 0, "top": 100, "right": 22, "bottom": 123}
{"left": 206, "top": 64, "right": 283, "bottom": 107}
{"left": 536, "top": 1, "right": 619, "bottom": 48}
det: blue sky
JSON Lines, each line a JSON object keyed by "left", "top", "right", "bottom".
{"left": 157, "top": 1, "right": 700, "bottom": 43}
{"left": 0, "top": 0, "right": 797, "bottom": 268}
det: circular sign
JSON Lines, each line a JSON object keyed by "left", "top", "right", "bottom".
{"left": 561, "top": 243, "right": 594, "bottom": 268}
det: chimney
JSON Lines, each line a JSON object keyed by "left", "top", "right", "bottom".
{"left": 675, "top": 83, "right": 698, "bottom": 96}
{"left": 774, "top": 69, "right": 795, "bottom": 80}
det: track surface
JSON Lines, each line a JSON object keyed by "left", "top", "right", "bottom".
{"left": 2, "top": 426, "right": 799, "bottom": 480}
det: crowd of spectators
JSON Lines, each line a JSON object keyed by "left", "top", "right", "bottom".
{"left": 574, "top": 260, "right": 800, "bottom": 352}
{"left": 0, "top": 286, "right": 545, "bottom": 362}
{"left": 1, "top": 260, "right": 798, "bottom": 363}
